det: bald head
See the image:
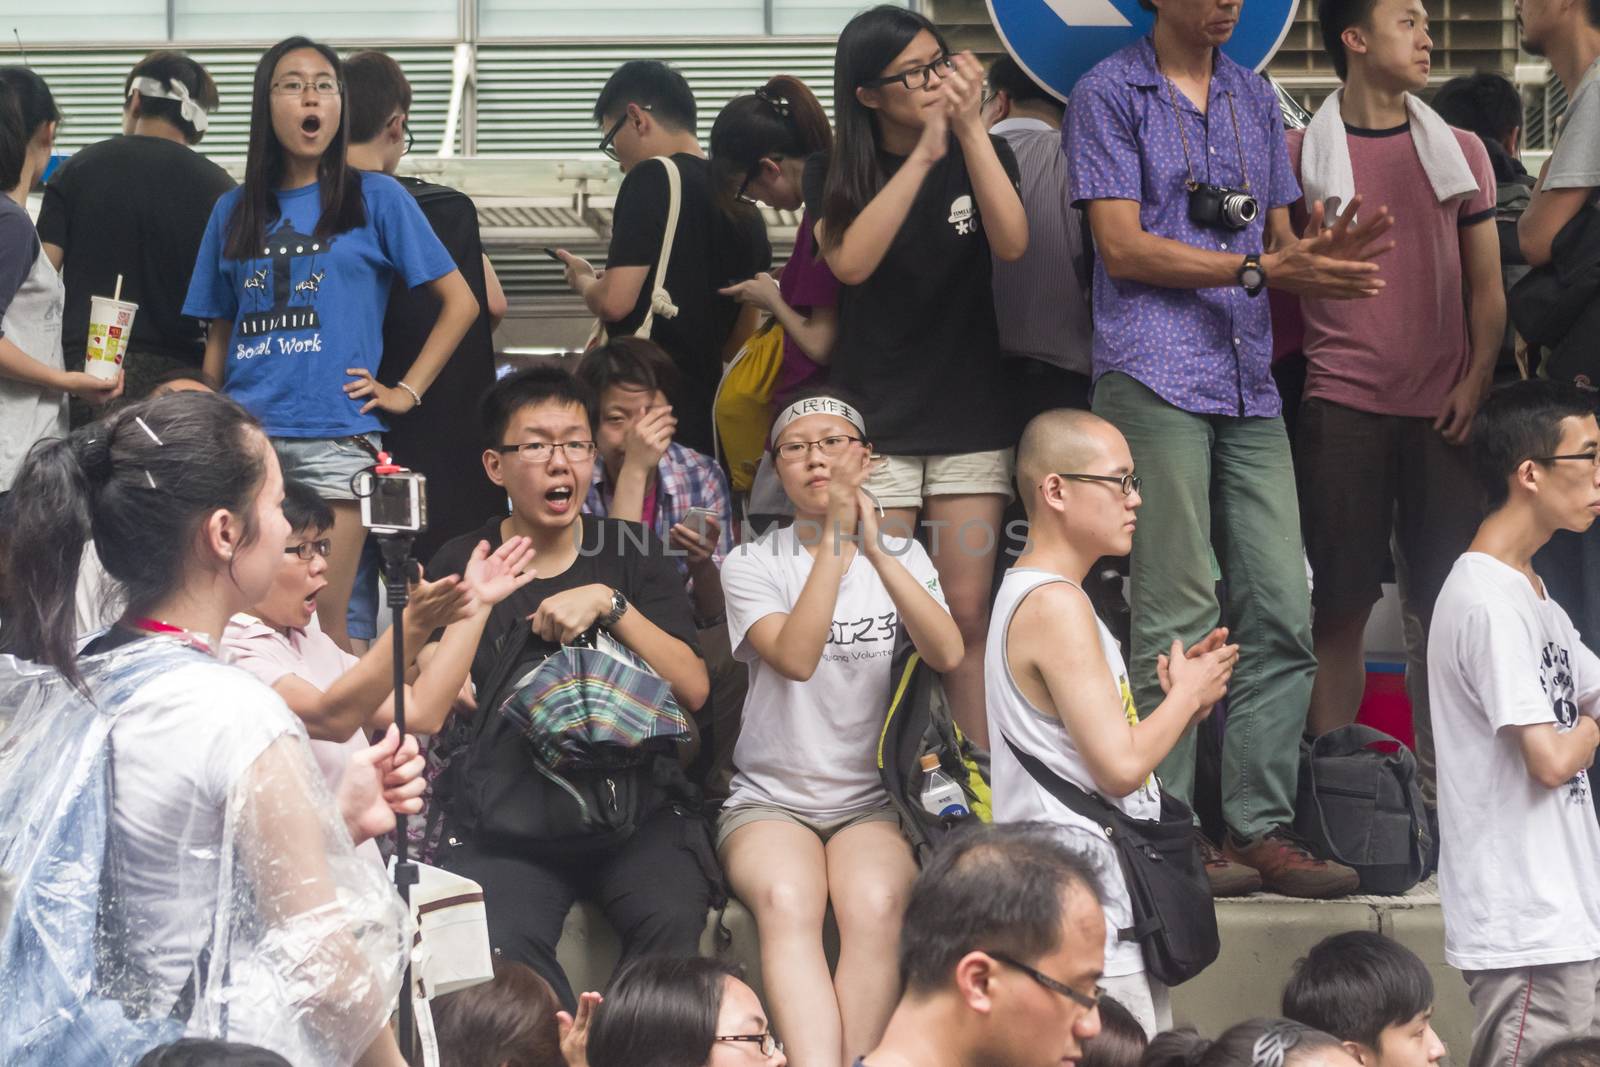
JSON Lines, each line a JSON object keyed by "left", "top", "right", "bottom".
{"left": 1017, "top": 409, "right": 1121, "bottom": 514}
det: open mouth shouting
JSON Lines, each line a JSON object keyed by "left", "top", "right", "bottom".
{"left": 544, "top": 484, "right": 576, "bottom": 515}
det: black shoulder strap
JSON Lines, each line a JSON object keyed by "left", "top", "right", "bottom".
{"left": 1002, "top": 734, "right": 1117, "bottom": 831}
{"left": 468, "top": 622, "right": 538, "bottom": 744}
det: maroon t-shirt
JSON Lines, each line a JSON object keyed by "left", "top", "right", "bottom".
{"left": 1287, "top": 122, "right": 1496, "bottom": 417}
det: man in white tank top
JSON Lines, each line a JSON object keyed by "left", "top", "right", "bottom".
{"left": 985, "top": 409, "right": 1239, "bottom": 1033}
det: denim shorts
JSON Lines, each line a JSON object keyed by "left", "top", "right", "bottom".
{"left": 271, "top": 433, "right": 382, "bottom": 502}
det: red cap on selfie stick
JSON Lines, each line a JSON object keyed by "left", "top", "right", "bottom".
{"left": 374, "top": 451, "right": 403, "bottom": 475}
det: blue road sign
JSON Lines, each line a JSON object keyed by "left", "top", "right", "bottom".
{"left": 987, "top": 0, "right": 1300, "bottom": 100}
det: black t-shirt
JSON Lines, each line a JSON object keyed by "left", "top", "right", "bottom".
{"left": 606, "top": 154, "right": 771, "bottom": 455}
{"left": 376, "top": 176, "right": 505, "bottom": 562}
{"left": 427, "top": 514, "right": 703, "bottom": 694}
{"left": 803, "top": 138, "right": 1020, "bottom": 456}
{"left": 36, "top": 135, "right": 236, "bottom": 371}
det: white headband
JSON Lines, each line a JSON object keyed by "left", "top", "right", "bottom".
{"left": 128, "top": 75, "right": 210, "bottom": 133}
{"left": 769, "top": 396, "right": 867, "bottom": 447}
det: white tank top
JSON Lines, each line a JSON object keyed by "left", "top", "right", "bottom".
{"left": 984, "top": 567, "right": 1160, "bottom": 977}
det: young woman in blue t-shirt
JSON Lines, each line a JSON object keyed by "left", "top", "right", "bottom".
{"left": 185, "top": 36, "right": 478, "bottom": 650}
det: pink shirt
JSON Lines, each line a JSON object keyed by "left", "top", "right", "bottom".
{"left": 1287, "top": 123, "right": 1495, "bottom": 417}
{"left": 223, "top": 612, "right": 367, "bottom": 795}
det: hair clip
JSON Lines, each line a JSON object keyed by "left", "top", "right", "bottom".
{"left": 1251, "top": 1023, "right": 1304, "bottom": 1067}
{"left": 143, "top": 469, "right": 158, "bottom": 490}
{"left": 754, "top": 85, "right": 792, "bottom": 119}
{"left": 134, "top": 416, "right": 165, "bottom": 447}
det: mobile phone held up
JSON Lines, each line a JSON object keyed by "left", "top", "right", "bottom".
{"left": 681, "top": 506, "right": 718, "bottom": 540}
{"left": 543, "top": 247, "right": 565, "bottom": 263}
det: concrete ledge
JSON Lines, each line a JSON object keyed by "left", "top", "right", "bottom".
{"left": 555, "top": 881, "right": 1470, "bottom": 1052}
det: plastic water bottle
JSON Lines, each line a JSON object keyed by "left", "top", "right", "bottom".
{"left": 919, "top": 753, "right": 970, "bottom": 819}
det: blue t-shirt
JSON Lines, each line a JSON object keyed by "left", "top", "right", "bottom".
{"left": 184, "top": 171, "right": 456, "bottom": 438}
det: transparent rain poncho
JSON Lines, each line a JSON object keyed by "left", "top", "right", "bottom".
{"left": 0, "top": 635, "right": 409, "bottom": 1065}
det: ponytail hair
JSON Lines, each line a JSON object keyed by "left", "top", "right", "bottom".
{"left": 821, "top": 5, "right": 948, "bottom": 250}
{"left": 0, "top": 391, "right": 269, "bottom": 689}
{"left": 709, "top": 74, "right": 832, "bottom": 213}
{"left": 1141, "top": 1021, "right": 1345, "bottom": 1067}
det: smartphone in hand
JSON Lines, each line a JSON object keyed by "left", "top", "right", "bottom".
{"left": 681, "top": 506, "right": 718, "bottom": 540}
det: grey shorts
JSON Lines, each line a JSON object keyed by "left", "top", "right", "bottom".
{"left": 715, "top": 801, "right": 901, "bottom": 851}
{"left": 272, "top": 433, "right": 382, "bottom": 502}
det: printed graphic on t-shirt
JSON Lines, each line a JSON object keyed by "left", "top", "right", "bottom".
{"left": 1540, "top": 640, "right": 1591, "bottom": 803}
{"left": 236, "top": 220, "right": 330, "bottom": 353}
{"left": 948, "top": 195, "right": 978, "bottom": 236}
{"left": 824, "top": 611, "right": 897, "bottom": 662}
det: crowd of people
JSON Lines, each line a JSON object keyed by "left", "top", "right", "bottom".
{"left": 1, "top": 0, "right": 1600, "bottom": 1062}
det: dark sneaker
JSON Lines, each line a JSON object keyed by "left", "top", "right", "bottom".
{"left": 1224, "top": 830, "right": 1360, "bottom": 899}
{"left": 1200, "top": 836, "right": 1262, "bottom": 897}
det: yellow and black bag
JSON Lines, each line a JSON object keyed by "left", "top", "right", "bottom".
{"left": 877, "top": 629, "right": 991, "bottom": 865}
{"left": 713, "top": 319, "right": 785, "bottom": 494}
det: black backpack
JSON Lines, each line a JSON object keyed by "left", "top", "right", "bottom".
{"left": 1294, "top": 725, "right": 1431, "bottom": 895}
{"left": 876, "top": 631, "right": 991, "bottom": 865}
{"left": 430, "top": 623, "right": 691, "bottom": 855}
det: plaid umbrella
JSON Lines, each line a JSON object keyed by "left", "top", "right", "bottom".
{"left": 497, "top": 635, "right": 690, "bottom": 769}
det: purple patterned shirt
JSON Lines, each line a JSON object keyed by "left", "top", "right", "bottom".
{"left": 1066, "top": 37, "right": 1301, "bottom": 417}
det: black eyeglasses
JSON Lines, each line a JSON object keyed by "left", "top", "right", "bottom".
{"left": 403, "top": 118, "right": 415, "bottom": 155}
{"left": 598, "top": 105, "right": 652, "bottom": 161}
{"left": 860, "top": 54, "right": 957, "bottom": 91}
{"left": 285, "top": 538, "right": 333, "bottom": 562}
{"left": 1532, "top": 450, "right": 1600, "bottom": 467}
{"left": 493, "top": 440, "right": 599, "bottom": 464}
{"left": 774, "top": 434, "right": 863, "bottom": 462}
{"left": 1056, "top": 472, "right": 1142, "bottom": 496}
{"left": 736, "top": 155, "right": 784, "bottom": 205}
{"left": 986, "top": 951, "right": 1104, "bottom": 1011}
{"left": 714, "top": 1033, "right": 784, "bottom": 1057}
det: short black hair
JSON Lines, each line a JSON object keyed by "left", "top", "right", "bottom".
{"left": 134, "top": 1039, "right": 292, "bottom": 1067}
{"left": 898, "top": 822, "right": 1103, "bottom": 995}
{"left": 1318, "top": 0, "right": 1384, "bottom": 80}
{"left": 575, "top": 336, "right": 682, "bottom": 405}
{"left": 1472, "top": 380, "right": 1598, "bottom": 510}
{"left": 1431, "top": 73, "right": 1524, "bottom": 144}
{"left": 987, "top": 54, "right": 1062, "bottom": 111}
{"left": 344, "top": 51, "right": 413, "bottom": 145}
{"left": 1531, "top": 1038, "right": 1600, "bottom": 1067}
{"left": 282, "top": 478, "right": 334, "bottom": 535}
{"left": 1082, "top": 996, "right": 1149, "bottom": 1067}
{"left": 0, "top": 66, "right": 60, "bottom": 190}
{"left": 1282, "top": 931, "right": 1434, "bottom": 1050}
{"left": 481, "top": 364, "right": 598, "bottom": 449}
{"left": 587, "top": 957, "right": 742, "bottom": 1067}
{"left": 124, "top": 51, "right": 218, "bottom": 145}
{"left": 593, "top": 60, "right": 697, "bottom": 133}
{"left": 0, "top": 77, "right": 23, "bottom": 192}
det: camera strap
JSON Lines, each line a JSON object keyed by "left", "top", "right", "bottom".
{"left": 1158, "top": 62, "right": 1251, "bottom": 193}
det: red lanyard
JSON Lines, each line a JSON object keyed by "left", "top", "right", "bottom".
{"left": 127, "top": 616, "right": 215, "bottom": 656}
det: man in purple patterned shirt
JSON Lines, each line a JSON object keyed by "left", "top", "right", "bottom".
{"left": 1066, "top": 0, "right": 1395, "bottom": 899}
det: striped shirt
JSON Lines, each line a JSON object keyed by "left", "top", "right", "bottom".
{"left": 990, "top": 117, "right": 1093, "bottom": 376}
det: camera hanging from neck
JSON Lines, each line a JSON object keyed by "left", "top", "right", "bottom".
{"left": 1158, "top": 61, "right": 1259, "bottom": 231}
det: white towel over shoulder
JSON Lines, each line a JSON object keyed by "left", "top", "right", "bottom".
{"left": 1300, "top": 88, "right": 1480, "bottom": 219}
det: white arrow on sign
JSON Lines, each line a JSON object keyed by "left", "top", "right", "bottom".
{"left": 1044, "top": 0, "right": 1132, "bottom": 27}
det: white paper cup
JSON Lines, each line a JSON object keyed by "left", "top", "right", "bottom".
{"left": 85, "top": 295, "right": 139, "bottom": 381}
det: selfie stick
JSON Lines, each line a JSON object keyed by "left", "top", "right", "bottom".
{"left": 370, "top": 453, "right": 421, "bottom": 1065}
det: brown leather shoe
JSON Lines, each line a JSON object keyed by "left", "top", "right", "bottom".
{"left": 1224, "top": 830, "right": 1360, "bottom": 899}
{"left": 1200, "top": 836, "right": 1262, "bottom": 897}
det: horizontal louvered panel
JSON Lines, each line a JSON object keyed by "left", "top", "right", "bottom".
{"left": 28, "top": 46, "right": 458, "bottom": 158}
{"left": 479, "top": 0, "right": 767, "bottom": 37}
{"left": 473, "top": 41, "right": 840, "bottom": 154}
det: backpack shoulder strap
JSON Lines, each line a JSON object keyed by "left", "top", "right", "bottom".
{"left": 635, "top": 155, "right": 683, "bottom": 340}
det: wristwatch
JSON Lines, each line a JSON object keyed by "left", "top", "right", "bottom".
{"left": 599, "top": 588, "right": 630, "bottom": 630}
{"left": 1238, "top": 254, "right": 1267, "bottom": 297}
